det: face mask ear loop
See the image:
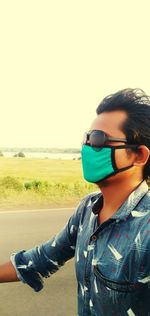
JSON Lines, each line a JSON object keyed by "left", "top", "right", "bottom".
{"left": 111, "top": 147, "right": 118, "bottom": 171}
{"left": 110, "top": 145, "right": 139, "bottom": 172}
{"left": 114, "top": 164, "right": 134, "bottom": 174}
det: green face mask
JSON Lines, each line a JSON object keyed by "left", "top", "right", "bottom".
{"left": 81, "top": 144, "right": 136, "bottom": 183}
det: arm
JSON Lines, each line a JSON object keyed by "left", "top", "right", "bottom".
{"left": 0, "top": 261, "right": 20, "bottom": 282}
{"left": 8, "top": 197, "right": 87, "bottom": 292}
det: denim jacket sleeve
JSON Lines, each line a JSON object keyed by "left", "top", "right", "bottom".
{"left": 10, "top": 196, "right": 88, "bottom": 292}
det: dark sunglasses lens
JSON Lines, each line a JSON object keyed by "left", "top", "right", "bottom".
{"left": 89, "top": 130, "right": 105, "bottom": 147}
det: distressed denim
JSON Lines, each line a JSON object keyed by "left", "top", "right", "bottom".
{"left": 11, "top": 180, "right": 150, "bottom": 316}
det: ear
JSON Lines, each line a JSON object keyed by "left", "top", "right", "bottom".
{"left": 133, "top": 145, "right": 150, "bottom": 166}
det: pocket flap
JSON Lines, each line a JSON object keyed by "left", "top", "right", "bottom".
{"left": 93, "top": 265, "right": 141, "bottom": 293}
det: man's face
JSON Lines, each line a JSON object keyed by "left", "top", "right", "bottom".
{"left": 89, "top": 110, "right": 139, "bottom": 185}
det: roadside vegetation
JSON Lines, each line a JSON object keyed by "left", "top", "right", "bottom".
{"left": 0, "top": 157, "right": 95, "bottom": 210}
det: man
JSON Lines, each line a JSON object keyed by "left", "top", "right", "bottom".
{"left": 0, "top": 88, "right": 150, "bottom": 315}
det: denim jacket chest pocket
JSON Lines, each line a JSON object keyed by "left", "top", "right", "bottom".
{"left": 93, "top": 265, "right": 142, "bottom": 293}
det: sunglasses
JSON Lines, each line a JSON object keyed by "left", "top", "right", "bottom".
{"left": 82, "top": 130, "right": 137, "bottom": 148}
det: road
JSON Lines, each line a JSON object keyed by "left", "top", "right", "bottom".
{"left": 0, "top": 208, "right": 77, "bottom": 316}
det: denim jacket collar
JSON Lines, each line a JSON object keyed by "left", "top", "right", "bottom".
{"left": 91, "top": 180, "right": 149, "bottom": 221}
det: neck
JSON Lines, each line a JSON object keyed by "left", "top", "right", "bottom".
{"left": 99, "top": 178, "right": 143, "bottom": 218}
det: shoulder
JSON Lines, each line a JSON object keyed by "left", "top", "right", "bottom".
{"left": 130, "top": 190, "right": 150, "bottom": 246}
{"left": 137, "top": 189, "right": 150, "bottom": 213}
{"left": 131, "top": 189, "right": 150, "bottom": 225}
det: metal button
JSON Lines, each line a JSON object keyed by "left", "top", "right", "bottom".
{"left": 91, "top": 235, "right": 97, "bottom": 241}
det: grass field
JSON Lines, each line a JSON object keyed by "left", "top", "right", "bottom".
{"left": 0, "top": 157, "right": 96, "bottom": 210}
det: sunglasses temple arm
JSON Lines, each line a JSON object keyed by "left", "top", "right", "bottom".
{"left": 108, "top": 137, "right": 128, "bottom": 143}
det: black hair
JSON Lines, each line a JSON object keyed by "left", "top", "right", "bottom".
{"left": 96, "top": 88, "right": 150, "bottom": 182}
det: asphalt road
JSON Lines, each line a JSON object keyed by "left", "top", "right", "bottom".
{"left": 0, "top": 208, "right": 77, "bottom": 316}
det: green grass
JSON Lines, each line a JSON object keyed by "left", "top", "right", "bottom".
{"left": 0, "top": 157, "right": 96, "bottom": 210}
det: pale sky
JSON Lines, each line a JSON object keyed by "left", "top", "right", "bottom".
{"left": 1, "top": 0, "right": 150, "bottom": 148}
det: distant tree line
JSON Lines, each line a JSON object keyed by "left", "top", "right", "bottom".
{"left": 0, "top": 147, "right": 80, "bottom": 153}
{"left": 0, "top": 151, "right": 25, "bottom": 158}
{"left": 13, "top": 152, "right": 25, "bottom": 158}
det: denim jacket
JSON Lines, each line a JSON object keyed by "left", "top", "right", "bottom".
{"left": 11, "top": 180, "right": 150, "bottom": 316}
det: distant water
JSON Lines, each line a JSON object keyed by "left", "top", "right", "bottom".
{"left": 3, "top": 151, "right": 81, "bottom": 160}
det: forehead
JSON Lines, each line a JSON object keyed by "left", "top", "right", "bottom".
{"left": 90, "top": 110, "right": 127, "bottom": 138}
